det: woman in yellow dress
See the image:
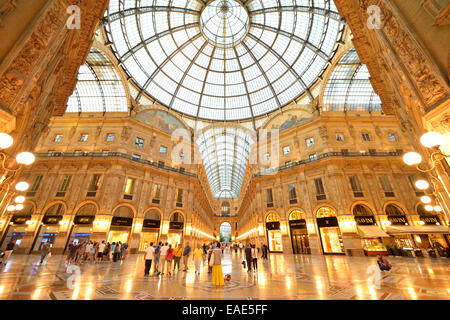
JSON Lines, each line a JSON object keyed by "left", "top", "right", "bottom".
{"left": 211, "top": 243, "right": 224, "bottom": 287}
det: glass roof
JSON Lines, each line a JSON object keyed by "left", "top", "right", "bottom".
{"left": 197, "top": 127, "right": 254, "bottom": 199}
{"left": 322, "top": 48, "right": 382, "bottom": 112}
{"left": 103, "top": 0, "right": 344, "bottom": 121}
{"left": 66, "top": 48, "right": 128, "bottom": 114}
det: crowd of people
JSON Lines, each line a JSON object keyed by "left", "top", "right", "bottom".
{"left": 143, "top": 241, "right": 270, "bottom": 287}
{"left": 65, "top": 240, "right": 129, "bottom": 265}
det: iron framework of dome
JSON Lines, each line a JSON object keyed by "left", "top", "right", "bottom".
{"left": 322, "top": 48, "right": 382, "bottom": 112}
{"left": 103, "top": 0, "right": 345, "bottom": 121}
{"left": 67, "top": 48, "right": 128, "bottom": 114}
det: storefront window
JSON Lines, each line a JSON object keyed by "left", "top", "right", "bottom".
{"left": 140, "top": 209, "right": 161, "bottom": 251}
{"left": 266, "top": 212, "right": 283, "bottom": 252}
{"left": 316, "top": 207, "right": 344, "bottom": 254}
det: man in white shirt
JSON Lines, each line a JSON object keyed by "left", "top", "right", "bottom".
{"left": 158, "top": 242, "right": 169, "bottom": 275}
{"left": 144, "top": 242, "right": 155, "bottom": 276}
{"left": 97, "top": 241, "right": 106, "bottom": 262}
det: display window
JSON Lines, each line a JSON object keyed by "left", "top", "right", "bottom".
{"left": 267, "top": 230, "right": 283, "bottom": 252}
{"left": 319, "top": 227, "right": 344, "bottom": 254}
{"left": 0, "top": 225, "right": 27, "bottom": 250}
{"left": 33, "top": 225, "right": 59, "bottom": 252}
{"left": 167, "top": 232, "right": 182, "bottom": 247}
{"left": 289, "top": 210, "right": 310, "bottom": 254}
{"left": 139, "top": 231, "right": 159, "bottom": 251}
{"left": 108, "top": 230, "right": 129, "bottom": 244}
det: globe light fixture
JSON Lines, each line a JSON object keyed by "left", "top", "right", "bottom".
{"left": 433, "top": 206, "right": 443, "bottom": 212}
{"left": 403, "top": 152, "right": 422, "bottom": 166}
{"left": 14, "top": 195, "right": 25, "bottom": 204}
{"left": 424, "top": 205, "right": 434, "bottom": 212}
{"left": 420, "top": 196, "right": 432, "bottom": 204}
{"left": 16, "top": 152, "right": 35, "bottom": 165}
{"left": 0, "top": 133, "right": 13, "bottom": 149}
{"left": 415, "top": 180, "right": 429, "bottom": 190}
{"left": 418, "top": 221, "right": 425, "bottom": 225}
{"left": 15, "top": 181, "right": 29, "bottom": 191}
{"left": 420, "top": 132, "right": 444, "bottom": 149}
{"left": 15, "top": 204, "right": 24, "bottom": 211}
{"left": 7, "top": 205, "right": 16, "bottom": 212}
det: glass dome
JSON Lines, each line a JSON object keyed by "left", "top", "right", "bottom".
{"left": 104, "top": 0, "right": 344, "bottom": 121}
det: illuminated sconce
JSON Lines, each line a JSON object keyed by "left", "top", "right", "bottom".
{"left": 280, "top": 221, "right": 287, "bottom": 234}
{"left": 415, "top": 236, "right": 422, "bottom": 243}
{"left": 134, "top": 221, "right": 143, "bottom": 233}
{"left": 185, "top": 223, "right": 192, "bottom": 236}
{"left": 418, "top": 221, "right": 425, "bottom": 226}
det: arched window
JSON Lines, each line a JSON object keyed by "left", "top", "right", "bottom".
{"left": 352, "top": 204, "right": 373, "bottom": 216}
{"left": 145, "top": 209, "right": 161, "bottom": 221}
{"left": 221, "top": 202, "right": 230, "bottom": 216}
{"left": 266, "top": 212, "right": 280, "bottom": 223}
{"left": 170, "top": 212, "right": 184, "bottom": 223}
{"left": 113, "top": 206, "right": 133, "bottom": 218}
{"left": 316, "top": 207, "right": 336, "bottom": 218}
{"left": 289, "top": 210, "right": 305, "bottom": 221}
{"left": 220, "top": 222, "right": 232, "bottom": 244}
{"left": 75, "top": 204, "right": 97, "bottom": 216}
{"left": 385, "top": 204, "right": 405, "bottom": 216}
{"left": 44, "top": 203, "right": 65, "bottom": 216}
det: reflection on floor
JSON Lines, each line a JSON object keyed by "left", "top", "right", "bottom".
{"left": 0, "top": 251, "right": 449, "bottom": 300}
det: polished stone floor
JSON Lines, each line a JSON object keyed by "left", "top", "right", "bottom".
{"left": 0, "top": 251, "right": 449, "bottom": 300}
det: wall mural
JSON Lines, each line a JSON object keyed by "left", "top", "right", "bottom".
{"left": 135, "top": 109, "right": 185, "bottom": 134}
{"left": 265, "top": 109, "right": 315, "bottom": 132}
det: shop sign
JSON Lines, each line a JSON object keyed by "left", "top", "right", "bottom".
{"left": 387, "top": 216, "right": 408, "bottom": 225}
{"left": 289, "top": 219, "right": 306, "bottom": 229}
{"left": 11, "top": 215, "right": 31, "bottom": 225}
{"left": 111, "top": 217, "right": 133, "bottom": 226}
{"left": 266, "top": 221, "right": 281, "bottom": 230}
{"left": 419, "top": 215, "right": 441, "bottom": 225}
{"left": 143, "top": 219, "right": 161, "bottom": 229}
{"left": 354, "top": 216, "right": 375, "bottom": 226}
{"left": 316, "top": 217, "right": 339, "bottom": 228}
{"left": 42, "top": 215, "right": 63, "bottom": 225}
{"left": 169, "top": 221, "right": 184, "bottom": 230}
{"left": 74, "top": 216, "right": 95, "bottom": 225}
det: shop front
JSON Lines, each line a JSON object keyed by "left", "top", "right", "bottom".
{"left": 288, "top": 210, "right": 310, "bottom": 254}
{"left": 316, "top": 207, "right": 344, "bottom": 255}
{"left": 385, "top": 204, "right": 414, "bottom": 256}
{"left": 0, "top": 215, "right": 31, "bottom": 250}
{"left": 32, "top": 215, "right": 63, "bottom": 252}
{"left": 139, "top": 210, "right": 161, "bottom": 251}
{"left": 168, "top": 212, "right": 184, "bottom": 246}
{"left": 67, "top": 216, "right": 95, "bottom": 247}
{"left": 266, "top": 213, "right": 283, "bottom": 253}
{"left": 353, "top": 205, "right": 389, "bottom": 256}
{"left": 65, "top": 204, "right": 97, "bottom": 250}
{"left": 108, "top": 206, "right": 134, "bottom": 244}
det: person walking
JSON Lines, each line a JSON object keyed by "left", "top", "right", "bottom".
{"left": 113, "top": 242, "right": 121, "bottom": 262}
{"left": 144, "top": 242, "right": 155, "bottom": 276}
{"left": 154, "top": 242, "right": 162, "bottom": 274}
{"left": 251, "top": 244, "right": 258, "bottom": 272}
{"left": 166, "top": 244, "right": 174, "bottom": 276}
{"left": 245, "top": 243, "right": 252, "bottom": 273}
{"left": 239, "top": 243, "right": 243, "bottom": 255}
{"left": 182, "top": 241, "right": 191, "bottom": 272}
{"left": 193, "top": 244, "right": 204, "bottom": 275}
{"left": 67, "top": 241, "right": 77, "bottom": 264}
{"left": 173, "top": 244, "right": 183, "bottom": 273}
{"left": 40, "top": 241, "right": 51, "bottom": 265}
{"left": 211, "top": 243, "right": 224, "bottom": 287}
{"left": 1, "top": 239, "right": 16, "bottom": 265}
{"left": 261, "top": 243, "right": 268, "bottom": 260}
{"left": 122, "top": 243, "right": 128, "bottom": 260}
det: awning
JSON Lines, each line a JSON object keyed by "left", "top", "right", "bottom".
{"left": 386, "top": 225, "right": 450, "bottom": 235}
{"left": 357, "top": 225, "right": 390, "bottom": 238}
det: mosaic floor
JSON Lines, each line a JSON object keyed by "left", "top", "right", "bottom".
{"left": 0, "top": 251, "right": 449, "bottom": 300}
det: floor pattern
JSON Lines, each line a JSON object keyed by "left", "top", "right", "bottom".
{"left": 0, "top": 252, "right": 449, "bottom": 300}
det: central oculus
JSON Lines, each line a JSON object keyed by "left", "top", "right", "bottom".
{"left": 200, "top": 0, "right": 249, "bottom": 48}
